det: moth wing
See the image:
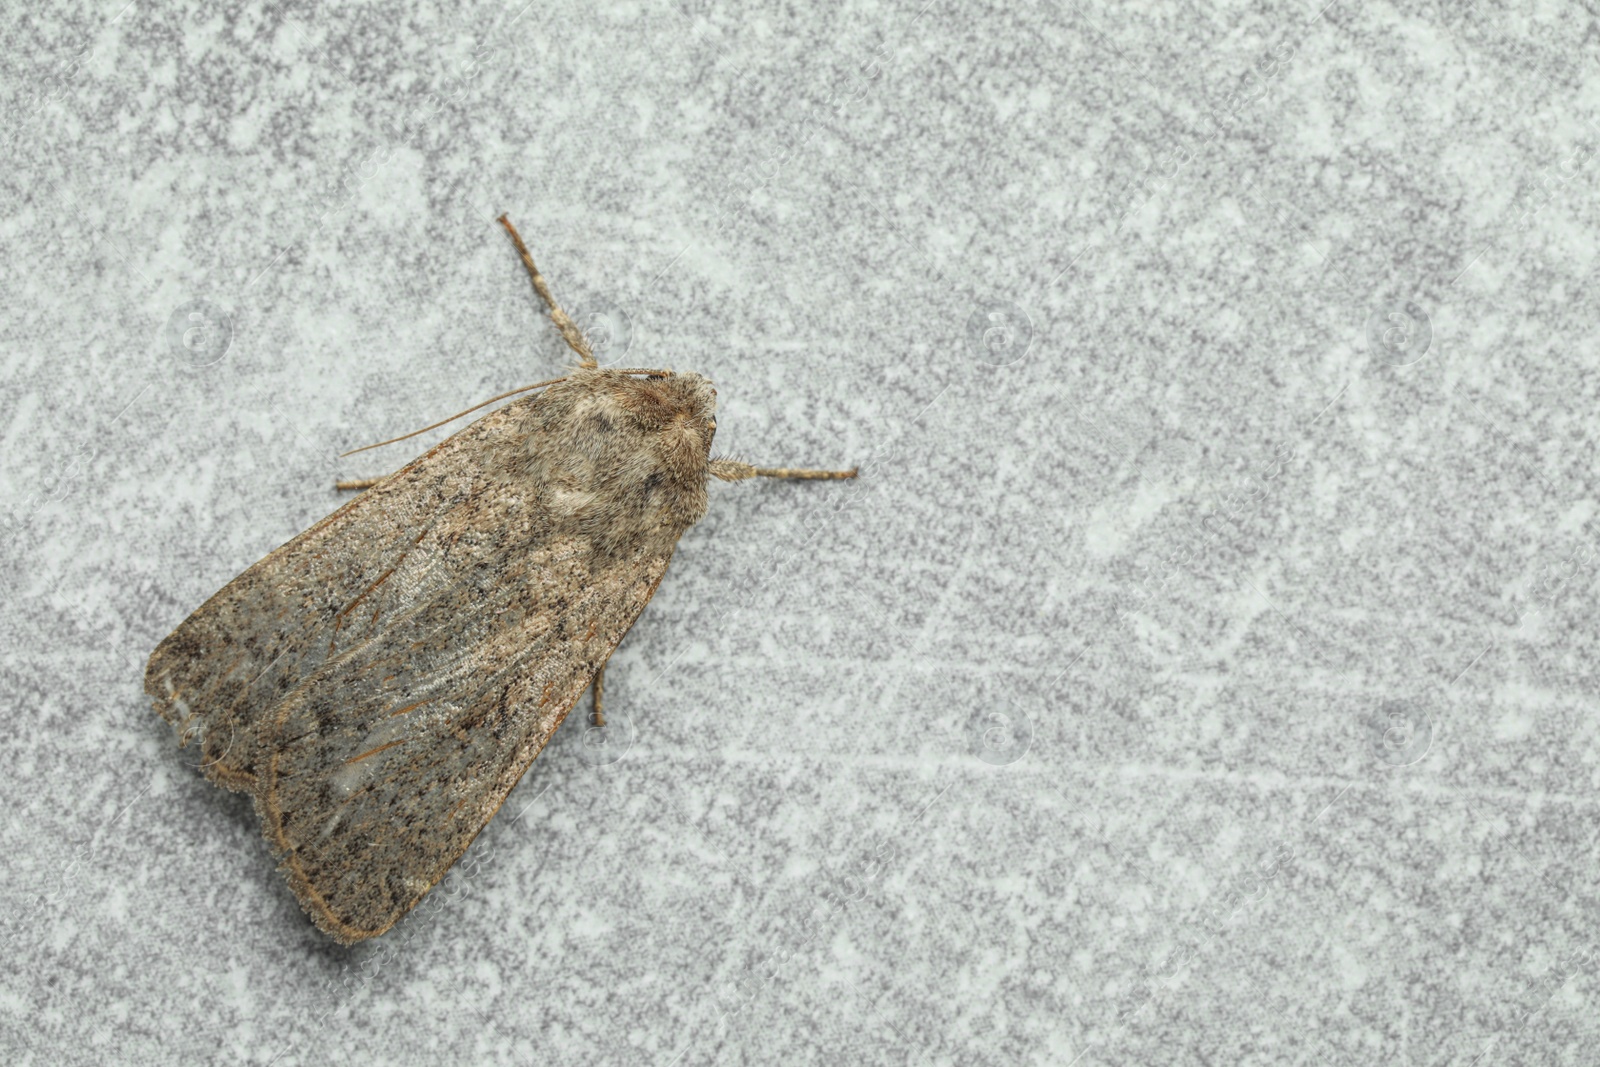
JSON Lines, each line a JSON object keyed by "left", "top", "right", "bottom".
{"left": 144, "top": 399, "right": 538, "bottom": 789}
{"left": 253, "top": 537, "right": 673, "bottom": 944}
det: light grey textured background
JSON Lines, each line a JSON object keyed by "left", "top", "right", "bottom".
{"left": 4, "top": 0, "right": 1599, "bottom": 1063}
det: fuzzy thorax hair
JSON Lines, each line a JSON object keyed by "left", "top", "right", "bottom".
{"left": 517, "top": 368, "right": 718, "bottom": 556}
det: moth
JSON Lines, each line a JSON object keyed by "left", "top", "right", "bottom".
{"left": 145, "top": 215, "right": 856, "bottom": 944}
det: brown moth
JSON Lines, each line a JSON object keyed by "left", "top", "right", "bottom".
{"left": 145, "top": 215, "right": 856, "bottom": 944}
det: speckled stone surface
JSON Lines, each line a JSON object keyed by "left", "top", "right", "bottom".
{"left": 3, "top": 1, "right": 1600, "bottom": 1064}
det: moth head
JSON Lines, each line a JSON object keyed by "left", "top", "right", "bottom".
{"left": 611, "top": 370, "right": 718, "bottom": 476}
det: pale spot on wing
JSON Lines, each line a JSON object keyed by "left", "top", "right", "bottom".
{"left": 549, "top": 488, "right": 596, "bottom": 516}
{"left": 326, "top": 715, "right": 414, "bottom": 797}
{"left": 318, "top": 809, "right": 344, "bottom": 842}
{"left": 328, "top": 758, "right": 373, "bottom": 799}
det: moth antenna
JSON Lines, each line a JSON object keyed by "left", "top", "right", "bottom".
{"left": 497, "top": 213, "right": 597, "bottom": 370}
{"left": 709, "top": 455, "right": 858, "bottom": 481}
{"left": 340, "top": 376, "right": 568, "bottom": 457}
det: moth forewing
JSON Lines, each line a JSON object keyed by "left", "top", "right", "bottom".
{"left": 147, "top": 216, "right": 855, "bottom": 943}
{"left": 257, "top": 532, "right": 677, "bottom": 943}
{"left": 144, "top": 398, "right": 530, "bottom": 792}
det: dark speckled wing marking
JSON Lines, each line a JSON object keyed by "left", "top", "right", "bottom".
{"left": 144, "top": 397, "right": 540, "bottom": 789}
{"left": 257, "top": 540, "right": 671, "bottom": 943}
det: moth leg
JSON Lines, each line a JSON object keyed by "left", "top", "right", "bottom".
{"left": 334, "top": 478, "right": 381, "bottom": 492}
{"left": 496, "top": 213, "right": 598, "bottom": 370}
{"left": 709, "top": 460, "right": 859, "bottom": 482}
{"left": 590, "top": 664, "right": 606, "bottom": 728}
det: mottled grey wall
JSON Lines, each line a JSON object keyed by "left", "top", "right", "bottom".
{"left": 3, "top": 0, "right": 1599, "bottom": 1064}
